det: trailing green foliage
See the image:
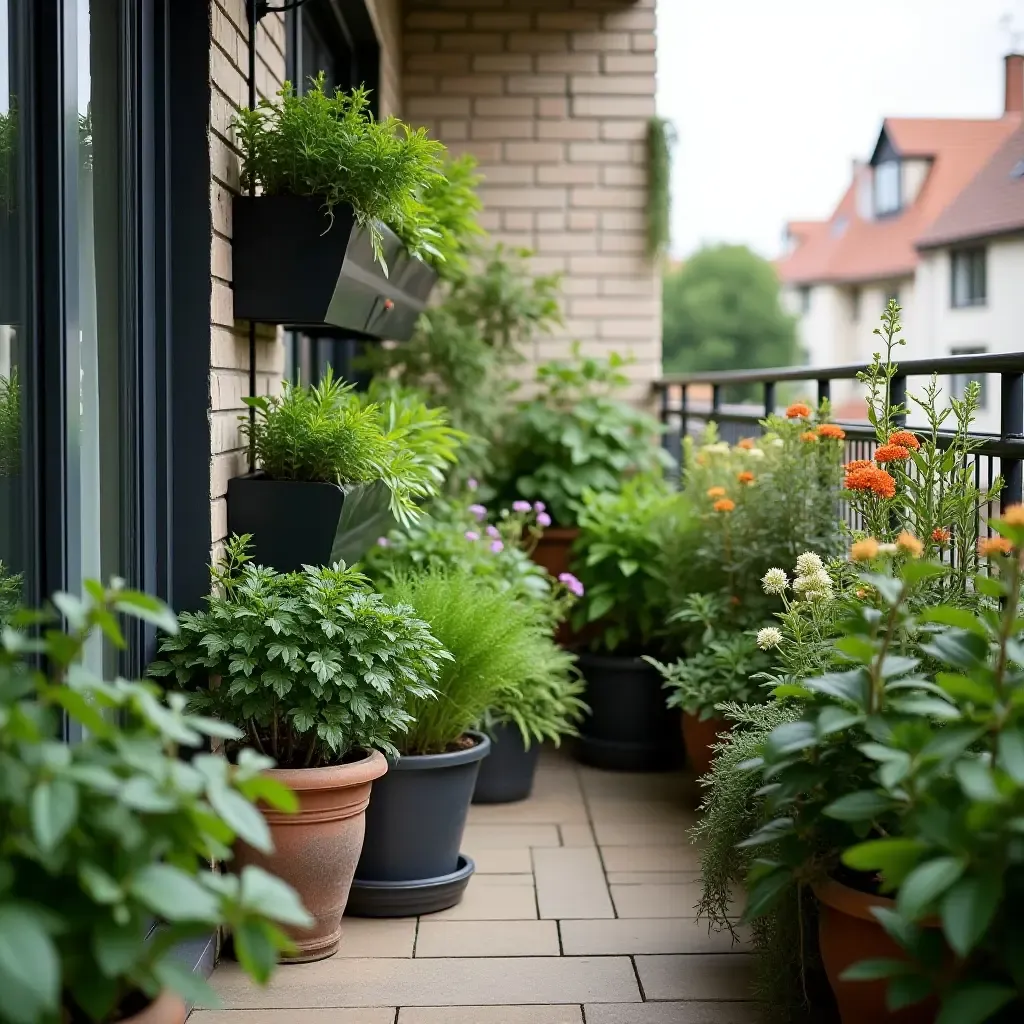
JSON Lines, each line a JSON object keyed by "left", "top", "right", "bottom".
{"left": 241, "top": 370, "right": 463, "bottom": 526}
{"left": 382, "top": 567, "right": 556, "bottom": 756}
{"left": 233, "top": 76, "right": 446, "bottom": 270}
{"left": 0, "top": 579, "right": 310, "bottom": 1023}
{"left": 646, "top": 116, "right": 675, "bottom": 260}
{"left": 0, "top": 368, "right": 19, "bottom": 477}
{"left": 492, "top": 346, "right": 673, "bottom": 527}
{"left": 571, "top": 476, "right": 689, "bottom": 654}
{"left": 151, "top": 536, "right": 447, "bottom": 767}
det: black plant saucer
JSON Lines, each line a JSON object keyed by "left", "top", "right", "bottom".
{"left": 346, "top": 854, "right": 475, "bottom": 918}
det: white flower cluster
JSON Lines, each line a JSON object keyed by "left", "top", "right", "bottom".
{"left": 756, "top": 626, "right": 783, "bottom": 650}
{"left": 761, "top": 567, "right": 789, "bottom": 595}
{"left": 745, "top": 448, "right": 766, "bottom": 459}
{"left": 792, "top": 551, "right": 833, "bottom": 602}
{"left": 704, "top": 442, "right": 731, "bottom": 455}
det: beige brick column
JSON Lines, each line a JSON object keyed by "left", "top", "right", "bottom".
{"left": 403, "top": 0, "right": 662, "bottom": 398}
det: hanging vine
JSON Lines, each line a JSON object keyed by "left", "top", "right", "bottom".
{"left": 646, "top": 116, "right": 676, "bottom": 261}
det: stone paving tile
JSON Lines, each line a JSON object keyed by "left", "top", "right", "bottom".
{"left": 593, "top": 818, "right": 695, "bottom": 847}
{"left": 469, "top": 847, "right": 534, "bottom": 874}
{"left": 586, "top": 1003, "right": 760, "bottom": 1023}
{"left": 634, "top": 953, "right": 757, "bottom": 1001}
{"left": 610, "top": 882, "right": 701, "bottom": 918}
{"left": 533, "top": 846, "right": 614, "bottom": 920}
{"left": 211, "top": 957, "right": 641, "bottom": 1007}
{"left": 337, "top": 917, "right": 415, "bottom": 957}
{"left": 607, "top": 870, "right": 702, "bottom": 885}
{"left": 463, "top": 823, "right": 561, "bottom": 848}
{"left": 415, "top": 920, "right": 560, "bottom": 957}
{"left": 559, "top": 917, "right": 747, "bottom": 955}
{"left": 428, "top": 876, "right": 538, "bottom": 921}
{"left": 467, "top": 799, "right": 589, "bottom": 825}
{"left": 600, "top": 844, "right": 701, "bottom": 872}
{"left": 191, "top": 1011, "right": 395, "bottom": 1023}
{"left": 559, "top": 823, "right": 596, "bottom": 846}
{"left": 400, "top": 1006, "right": 582, "bottom": 1023}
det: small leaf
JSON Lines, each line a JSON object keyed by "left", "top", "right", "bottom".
{"left": 935, "top": 982, "right": 1015, "bottom": 1024}
{"left": 31, "top": 779, "right": 79, "bottom": 852}
{"left": 941, "top": 874, "right": 1001, "bottom": 957}
{"left": 129, "top": 864, "right": 220, "bottom": 923}
{"left": 896, "top": 857, "right": 964, "bottom": 921}
{"left": 208, "top": 784, "right": 273, "bottom": 854}
{"left": 0, "top": 904, "right": 60, "bottom": 1019}
{"left": 824, "top": 790, "right": 895, "bottom": 822}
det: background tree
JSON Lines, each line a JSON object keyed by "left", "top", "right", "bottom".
{"left": 662, "top": 245, "right": 799, "bottom": 398}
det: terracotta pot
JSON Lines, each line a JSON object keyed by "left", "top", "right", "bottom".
{"left": 122, "top": 991, "right": 187, "bottom": 1024}
{"left": 682, "top": 712, "right": 730, "bottom": 777}
{"left": 234, "top": 750, "right": 387, "bottom": 963}
{"left": 531, "top": 527, "right": 580, "bottom": 578}
{"left": 814, "top": 877, "right": 938, "bottom": 1024}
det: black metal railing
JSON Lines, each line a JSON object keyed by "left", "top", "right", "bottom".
{"left": 652, "top": 351, "right": 1024, "bottom": 512}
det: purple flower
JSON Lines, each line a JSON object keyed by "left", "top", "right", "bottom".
{"left": 536, "top": 512, "right": 552, "bottom": 527}
{"left": 512, "top": 500, "right": 531, "bottom": 514}
{"left": 558, "top": 572, "right": 585, "bottom": 598}
{"left": 467, "top": 478, "right": 479, "bottom": 491}
{"left": 376, "top": 536, "right": 390, "bottom": 548}
{"left": 468, "top": 503, "right": 487, "bottom": 521}
{"left": 465, "top": 531, "right": 480, "bottom": 542}
{"left": 490, "top": 540, "right": 504, "bottom": 554}
{"left": 533, "top": 501, "right": 546, "bottom": 513}
{"left": 486, "top": 525, "right": 501, "bottom": 539}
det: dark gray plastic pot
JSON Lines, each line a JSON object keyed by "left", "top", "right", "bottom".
{"left": 472, "top": 722, "right": 541, "bottom": 804}
{"left": 349, "top": 731, "right": 490, "bottom": 917}
{"left": 575, "top": 653, "right": 683, "bottom": 772}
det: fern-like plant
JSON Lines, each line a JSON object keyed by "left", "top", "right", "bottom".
{"left": 241, "top": 371, "right": 463, "bottom": 525}
{"left": 0, "top": 368, "right": 19, "bottom": 477}
{"left": 233, "top": 75, "right": 446, "bottom": 271}
{"left": 647, "top": 117, "right": 675, "bottom": 260}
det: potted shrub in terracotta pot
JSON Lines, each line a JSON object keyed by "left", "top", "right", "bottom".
{"left": 0, "top": 580, "right": 309, "bottom": 1024}
{"left": 229, "top": 373, "right": 462, "bottom": 573}
{"left": 151, "top": 537, "right": 447, "bottom": 962}
{"left": 350, "top": 567, "right": 556, "bottom": 916}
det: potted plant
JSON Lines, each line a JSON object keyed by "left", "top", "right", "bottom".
{"left": 490, "top": 346, "right": 673, "bottom": 575}
{"left": 228, "top": 373, "right": 462, "bottom": 572}
{"left": 350, "top": 567, "right": 553, "bottom": 916}
{"left": 0, "top": 579, "right": 311, "bottom": 1024}
{"left": 568, "top": 476, "right": 689, "bottom": 770}
{"left": 150, "top": 537, "right": 447, "bottom": 961}
{"left": 232, "top": 76, "right": 445, "bottom": 337}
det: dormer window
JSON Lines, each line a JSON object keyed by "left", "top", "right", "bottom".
{"left": 874, "top": 160, "right": 902, "bottom": 216}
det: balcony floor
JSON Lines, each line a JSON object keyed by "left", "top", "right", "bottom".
{"left": 194, "top": 750, "right": 757, "bottom": 1023}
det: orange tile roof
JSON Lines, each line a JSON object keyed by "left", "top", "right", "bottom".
{"left": 779, "top": 115, "right": 1021, "bottom": 285}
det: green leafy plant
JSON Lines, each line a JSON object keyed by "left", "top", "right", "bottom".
{"left": 240, "top": 370, "right": 463, "bottom": 525}
{"left": 234, "top": 76, "right": 446, "bottom": 270}
{"left": 150, "top": 536, "right": 447, "bottom": 766}
{"left": 0, "top": 367, "right": 19, "bottom": 476}
{"left": 570, "top": 476, "right": 689, "bottom": 653}
{"left": 0, "top": 579, "right": 311, "bottom": 1023}
{"left": 492, "top": 346, "right": 673, "bottom": 527}
{"left": 646, "top": 116, "right": 675, "bottom": 260}
{"left": 382, "top": 567, "right": 557, "bottom": 756}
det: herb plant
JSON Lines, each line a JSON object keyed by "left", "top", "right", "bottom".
{"left": 241, "top": 370, "right": 463, "bottom": 526}
{"left": 492, "top": 346, "right": 673, "bottom": 527}
{"left": 382, "top": 567, "right": 557, "bottom": 756}
{"left": 0, "top": 368, "right": 19, "bottom": 477}
{"left": 234, "top": 76, "right": 446, "bottom": 270}
{"left": 0, "top": 579, "right": 310, "bottom": 1023}
{"left": 151, "top": 537, "right": 447, "bottom": 767}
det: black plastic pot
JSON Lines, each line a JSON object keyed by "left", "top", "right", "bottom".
{"left": 472, "top": 722, "right": 541, "bottom": 804}
{"left": 226, "top": 472, "right": 393, "bottom": 572}
{"left": 349, "top": 731, "right": 490, "bottom": 917}
{"left": 575, "top": 653, "right": 683, "bottom": 772}
{"left": 232, "top": 195, "right": 437, "bottom": 340}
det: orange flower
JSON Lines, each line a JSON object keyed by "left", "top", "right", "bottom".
{"left": 845, "top": 459, "right": 873, "bottom": 472}
{"left": 1002, "top": 504, "right": 1024, "bottom": 526}
{"left": 817, "top": 423, "right": 846, "bottom": 440}
{"left": 850, "top": 538, "right": 880, "bottom": 561}
{"left": 979, "top": 536, "right": 1014, "bottom": 557}
{"left": 869, "top": 470, "right": 897, "bottom": 499}
{"left": 896, "top": 531, "right": 924, "bottom": 558}
{"left": 887, "top": 431, "right": 921, "bottom": 450}
{"left": 932, "top": 527, "right": 951, "bottom": 544}
{"left": 729, "top": 595, "right": 741, "bottom": 606}
{"left": 855, "top": 587, "right": 870, "bottom": 599}
{"left": 799, "top": 431, "right": 819, "bottom": 443}
{"left": 786, "top": 402, "right": 812, "bottom": 419}
{"left": 844, "top": 465, "right": 896, "bottom": 499}
{"left": 737, "top": 471, "right": 755, "bottom": 485}
{"left": 706, "top": 486, "right": 727, "bottom": 499}
{"left": 874, "top": 444, "right": 910, "bottom": 463}
{"left": 713, "top": 498, "right": 736, "bottom": 513}
{"left": 737, "top": 438, "right": 755, "bottom": 450}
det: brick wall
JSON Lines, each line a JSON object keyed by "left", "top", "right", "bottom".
{"left": 209, "top": 1, "right": 288, "bottom": 555}
{"left": 402, "top": 0, "right": 661, "bottom": 397}
{"left": 366, "top": 0, "right": 403, "bottom": 115}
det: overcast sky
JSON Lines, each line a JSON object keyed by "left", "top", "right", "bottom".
{"left": 658, "top": 0, "right": 1024, "bottom": 260}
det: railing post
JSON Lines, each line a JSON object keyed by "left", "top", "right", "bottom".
{"left": 764, "top": 381, "right": 775, "bottom": 418}
{"left": 711, "top": 384, "right": 722, "bottom": 417}
{"left": 817, "top": 378, "right": 830, "bottom": 409}
{"left": 679, "top": 384, "right": 688, "bottom": 472}
{"left": 1001, "top": 371, "right": 1023, "bottom": 509}
{"left": 890, "top": 374, "right": 907, "bottom": 428}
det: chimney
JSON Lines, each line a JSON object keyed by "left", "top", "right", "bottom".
{"left": 1005, "top": 53, "right": 1024, "bottom": 115}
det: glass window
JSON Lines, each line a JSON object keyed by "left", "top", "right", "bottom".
{"left": 874, "top": 161, "right": 901, "bottom": 216}
{"left": 951, "top": 248, "right": 986, "bottom": 307}
{"left": 850, "top": 287, "right": 861, "bottom": 322}
{"left": 950, "top": 345, "right": 988, "bottom": 410}
{"left": 797, "top": 286, "right": 811, "bottom": 314}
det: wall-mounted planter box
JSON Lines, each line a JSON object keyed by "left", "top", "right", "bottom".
{"left": 232, "top": 195, "right": 437, "bottom": 341}
{"left": 226, "top": 472, "right": 394, "bottom": 572}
